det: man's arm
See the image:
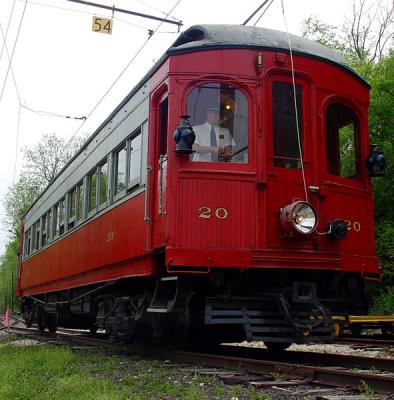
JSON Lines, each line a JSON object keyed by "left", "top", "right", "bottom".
{"left": 192, "top": 143, "right": 218, "bottom": 154}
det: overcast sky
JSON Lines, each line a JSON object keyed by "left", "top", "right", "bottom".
{"left": 0, "top": 0, "right": 386, "bottom": 254}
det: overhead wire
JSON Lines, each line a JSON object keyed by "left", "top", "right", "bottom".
{"left": 21, "top": 104, "right": 86, "bottom": 120}
{"left": 134, "top": 0, "right": 181, "bottom": 22}
{"left": 20, "top": 0, "right": 147, "bottom": 31}
{"left": 0, "top": 0, "right": 28, "bottom": 104}
{"left": 280, "top": 0, "right": 309, "bottom": 202}
{"left": 0, "top": 0, "right": 17, "bottom": 61}
{"left": 0, "top": 21, "right": 22, "bottom": 104}
{"left": 61, "top": 0, "right": 183, "bottom": 153}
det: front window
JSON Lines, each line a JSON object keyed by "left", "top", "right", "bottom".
{"left": 272, "top": 81, "right": 303, "bottom": 169}
{"left": 326, "top": 103, "right": 360, "bottom": 179}
{"left": 187, "top": 82, "right": 248, "bottom": 163}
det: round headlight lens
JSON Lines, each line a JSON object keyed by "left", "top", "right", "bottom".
{"left": 280, "top": 201, "right": 318, "bottom": 236}
{"left": 292, "top": 202, "right": 317, "bottom": 234}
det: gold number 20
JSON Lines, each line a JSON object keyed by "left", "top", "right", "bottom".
{"left": 198, "top": 207, "right": 229, "bottom": 220}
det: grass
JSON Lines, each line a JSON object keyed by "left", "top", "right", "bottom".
{"left": 0, "top": 336, "right": 270, "bottom": 400}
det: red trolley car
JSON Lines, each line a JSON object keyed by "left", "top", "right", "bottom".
{"left": 17, "top": 25, "right": 384, "bottom": 349}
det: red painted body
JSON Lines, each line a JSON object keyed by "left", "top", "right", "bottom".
{"left": 18, "top": 47, "right": 379, "bottom": 299}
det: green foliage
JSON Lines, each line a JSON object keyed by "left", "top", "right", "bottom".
{"left": 301, "top": 16, "right": 346, "bottom": 53}
{"left": 0, "top": 133, "right": 85, "bottom": 311}
{"left": 0, "top": 238, "right": 19, "bottom": 312}
{"left": 0, "top": 341, "right": 270, "bottom": 400}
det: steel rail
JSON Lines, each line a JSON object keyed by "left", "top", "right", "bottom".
{"left": 8, "top": 326, "right": 394, "bottom": 394}
{"left": 169, "top": 351, "right": 394, "bottom": 394}
{"left": 336, "top": 337, "right": 394, "bottom": 347}
{"left": 216, "top": 344, "right": 394, "bottom": 373}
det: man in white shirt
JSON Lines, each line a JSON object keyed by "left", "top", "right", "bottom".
{"left": 192, "top": 107, "right": 235, "bottom": 162}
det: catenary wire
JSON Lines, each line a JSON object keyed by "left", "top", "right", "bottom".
{"left": 253, "top": 0, "right": 274, "bottom": 26}
{"left": 0, "top": 0, "right": 17, "bottom": 61}
{"left": 134, "top": 0, "right": 181, "bottom": 22}
{"left": 0, "top": 21, "right": 22, "bottom": 104}
{"left": 19, "top": 0, "right": 147, "bottom": 31}
{"left": 280, "top": 0, "right": 309, "bottom": 202}
{"left": 21, "top": 103, "right": 86, "bottom": 120}
{"left": 0, "top": 0, "right": 28, "bottom": 105}
{"left": 61, "top": 0, "right": 182, "bottom": 153}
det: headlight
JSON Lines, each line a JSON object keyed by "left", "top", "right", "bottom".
{"left": 280, "top": 201, "right": 318, "bottom": 236}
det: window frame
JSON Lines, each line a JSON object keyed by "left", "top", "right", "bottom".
{"left": 183, "top": 80, "right": 251, "bottom": 167}
{"left": 127, "top": 129, "right": 143, "bottom": 191}
{"left": 87, "top": 168, "right": 98, "bottom": 217}
{"left": 98, "top": 157, "right": 109, "bottom": 211}
{"left": 112, "top": 141, "right": 128, "bottom": 202}
{"left": 67, "top": 187, "right": 77, "bottom": 230}
{"left": 41, "top": 213, "right": 47, "bottom": 247}
{"left": 324, "top": 101, "right": 362, "bottom": 181}
{"left": 271, "top": 79, "right": 305, "bottom": 170}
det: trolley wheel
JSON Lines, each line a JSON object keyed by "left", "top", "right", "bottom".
{"left": 264, "top": 342, "right": 292, "bottom": 352}
{"left": 47, "top": 313, "right": 58, "bottom": 334}
{"left": 37, "top": 309, "right": 46, "bottom": 333}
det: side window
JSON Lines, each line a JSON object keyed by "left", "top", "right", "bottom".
{"left": 35, "top": 221, "right": 40, "bottom": 250}
{"left": 88, "top": 170, "right": 97, "bottom": 213}
{"left": 68, "top": 187, "right": 77, "bottom": 229}
{"left": 326, "top": 103, "right": 360, "bottom": 179}
{"left": 54, "top": 199, "right": 65, "bottom": 237}
{"left": 31, "top": 222, "right": 38, "bottom": 251}
{"left": 128, "top": 132, "right": 142, "bottom": 188}
{"left": 59, "top": 198, "right": 65, "bottom": 235}
{"left": 98, "top": 160, "right": 108, "bottom": 207}
{"left": 114, "top": 143, "right": 127, "bottom": 196}
{"left": 76, "top": 181, "right": 84, "bottom": 222}
{"left": 41, "top": 214, "right": 47, "bottom": 247}
{"left": 26, "top": 229, "right": 32, "bottom": 256}
{"left": 272, "top": 81, "right": 303, "bottom": 169}
{"left": 47, "top": 209, "right": 52, "bottom": 242}
{"left": 187, "top": 82, "right": 248, "bottom": 163}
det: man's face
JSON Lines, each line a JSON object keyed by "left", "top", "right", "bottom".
{"left": 206, "top": 109, "right": 220, "bottom": 125}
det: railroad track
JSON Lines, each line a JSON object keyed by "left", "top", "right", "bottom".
{"left": 6, "top": 325, "right": 394, "bottom": 394}
{"left": 336, "top": 336, "right": 394, "bottom": 348}
{"left": 0, "top": 314, "right": 23, "bottom": 331}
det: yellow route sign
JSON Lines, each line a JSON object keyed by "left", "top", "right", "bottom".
{"left": 92, "top": 16, "right": 113, "bottom": 35}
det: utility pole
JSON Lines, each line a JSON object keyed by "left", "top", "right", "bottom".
{"left": 11, "top": 271, "right": 14, "bottom": 313}
{"left": 67, "top": 0, "right": 182, "bottom": 29}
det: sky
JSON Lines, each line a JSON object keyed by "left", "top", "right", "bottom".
{"left": 0, "top": 0, "right": 387, "bottom": 254}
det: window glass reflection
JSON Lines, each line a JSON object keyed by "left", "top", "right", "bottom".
{"left": 187, "top": 83, "right": 248, "bottom": 163}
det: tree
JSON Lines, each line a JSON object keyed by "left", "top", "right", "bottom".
{"left": 22, "top": 133, "right": 85, "bottom": 193}
{"left": 0, "top": 133, "right": 85, "bottom": 311}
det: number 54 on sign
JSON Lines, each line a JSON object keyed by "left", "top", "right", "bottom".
{"left": 92, "top": 16, "right": 113, "bottom": 35}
